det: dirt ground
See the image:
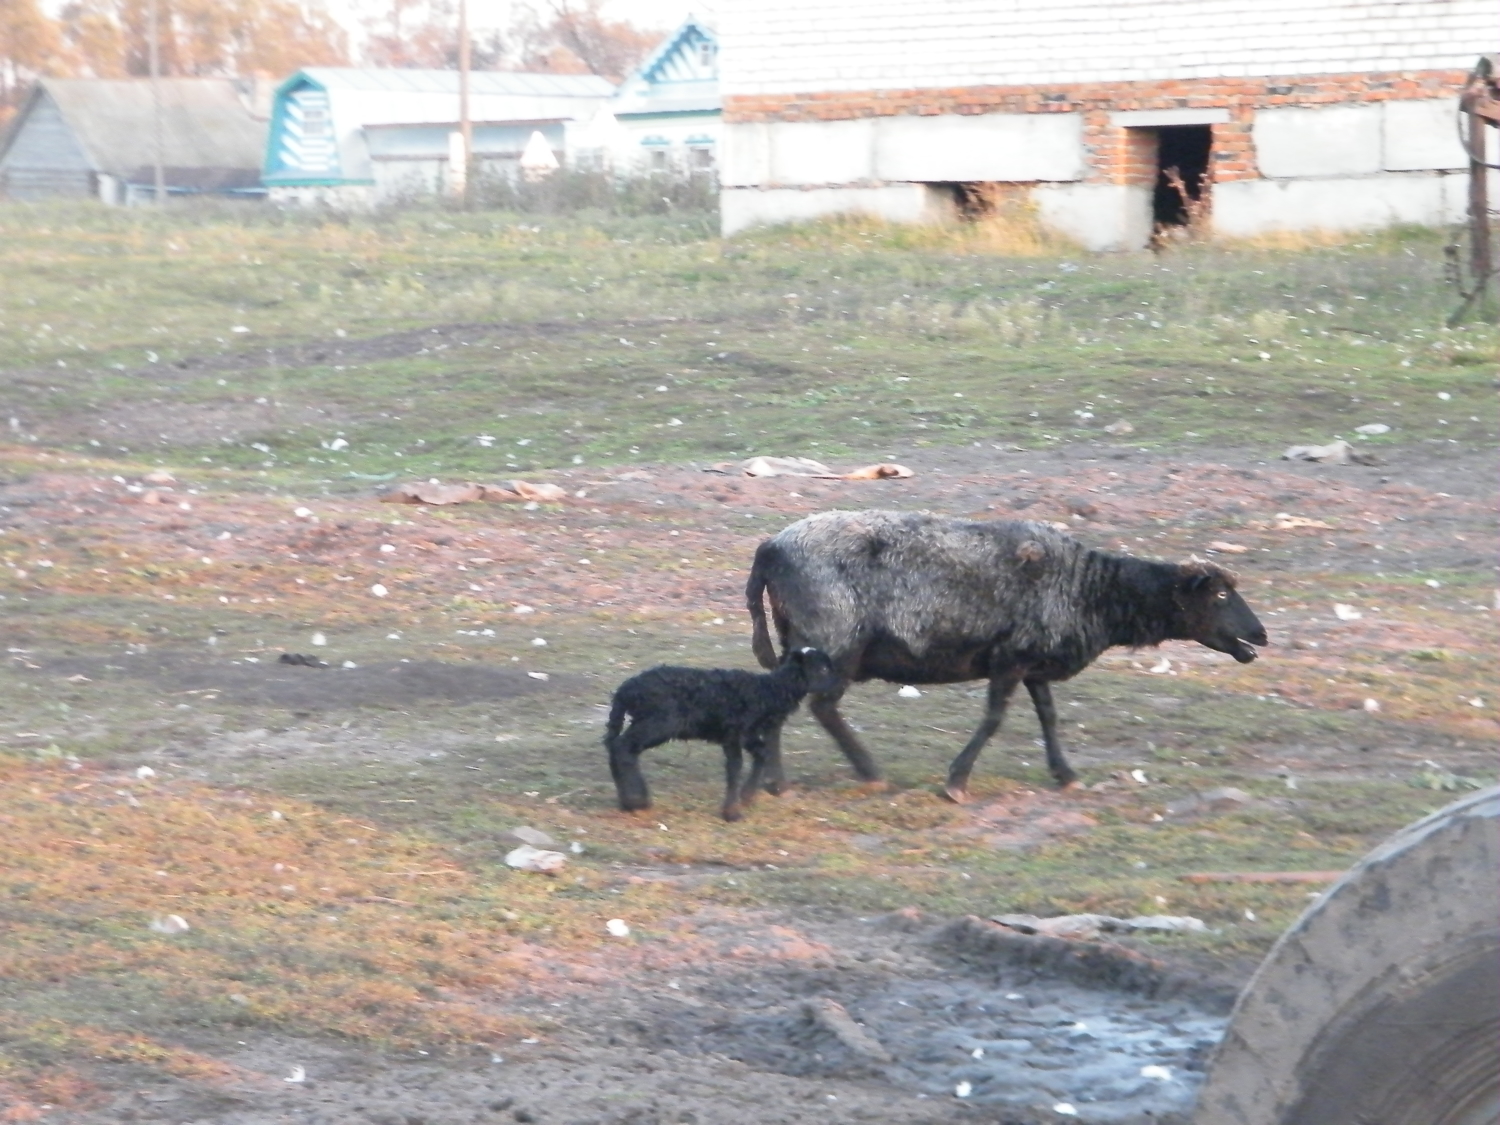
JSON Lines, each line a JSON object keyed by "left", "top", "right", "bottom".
{"left": 1, "top": 436, "right": 1496, "bottom": 1125}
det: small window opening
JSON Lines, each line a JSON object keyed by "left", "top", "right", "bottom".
{"left": 649, "top": 149, "right": 668, "bottom": 171}
{"left": 1152, "top": 124, "right": 1212, "bottom": 228}
{"left": 929, "top": 182, "right": 1007, "bottom": 221}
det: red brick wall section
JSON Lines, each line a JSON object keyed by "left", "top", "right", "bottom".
{"left": 725, "top": 70, "right": 1468, "bottom": 183}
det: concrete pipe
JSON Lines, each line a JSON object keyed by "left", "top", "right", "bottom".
{"left": 1195, "top": 785, "right": 1500, "bottom": 1125}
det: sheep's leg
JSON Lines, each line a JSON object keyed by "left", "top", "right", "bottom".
{"left": 608, "top": 719, "right": 670, "bottom": 812}
{"left": 809, "top": 686, "right": 882, "bottom": 782}
{"left": 943, "top": 668, "right": 1026, "bottom": 803}
{"left": 1025, "top": 679, "right": 1078, "bottom": 789}
{"left": 720, "top": 735, "right": 748, "bottom": 821}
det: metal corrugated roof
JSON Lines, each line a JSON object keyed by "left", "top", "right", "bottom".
{"left": 299, "top": 69, "right": 616, "bottom": 98}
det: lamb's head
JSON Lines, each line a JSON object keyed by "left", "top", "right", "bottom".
{"left": 789, "top": 646, "right": 842, "bottom": 694}
{"left": 1174, "top": 560, "right": 1267, "bottom": 663}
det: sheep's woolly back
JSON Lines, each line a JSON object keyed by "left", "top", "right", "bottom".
{"left": 759, "top": 511, "right": 1111, "bottom": 664}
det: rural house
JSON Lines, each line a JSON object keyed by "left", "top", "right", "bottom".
{"left": 717, "top": 0, "right": 1494, "bottom": 247}
{"left": 584, "top": 17, "right": 721, "bottom": 173}
{"left": 263, "top": 68, "right": 616, "bottom": 207}
{"left": 0, "top": 77, "right": 269, "bottom": 204}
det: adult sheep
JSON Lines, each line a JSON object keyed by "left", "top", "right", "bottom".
{"left": 745, "top": 511, "right": 1267, "bottom": 802}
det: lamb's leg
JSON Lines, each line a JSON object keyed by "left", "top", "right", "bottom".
{"left": 760, "top": 722, "right": 787, "bottom": 795}
{"left": 1025, "top": 679, "right": 1079, "bottom": 788}
{"left": 608, "top": 717, "right": 670, "bottom": 812}
{"left": 720, "top": 735, "right": 747, "bottom": 821}
{"left": 943, "top": 668, "right": 1025, "bottom": 803}
{"left": 736, "top": 731, "right": 772, "bottom": 813}
{"left": 809, "top": 685, "right": 882, "bottom": 782}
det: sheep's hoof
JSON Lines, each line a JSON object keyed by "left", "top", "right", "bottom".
{"left": 720, "top": 805, "right": 744, "bottom": 822}
{"left": 856, "top": 779, "right": 891, "bottom": 795}
{"left": 942, "top": 783, "right": 970, "bottom": 804}
{"left": 1057, "top": 778, "right": 1082, "bottom": 792}
{"left": 617, "top": 799, "right": 652, "bottom": 814}
{"left": 763, "top": 779, "right": 788, "bottom": 796}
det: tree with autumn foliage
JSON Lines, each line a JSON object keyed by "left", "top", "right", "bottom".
{"left": 1, "top": 0, "right": 73, "bottom": 111}
{"left": 1, "top": 0, "right": 348, "bottom": 123}
{"left": 361, "top": 0, "right": 662, "bottom": 82}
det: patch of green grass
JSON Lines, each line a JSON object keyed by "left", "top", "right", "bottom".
{"left": 2, "top": 204, "right": 1494, "bottom": 486}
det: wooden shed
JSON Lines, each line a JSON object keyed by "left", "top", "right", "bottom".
{"left": 0, "top": 77, "right": 268, "bottom": 204}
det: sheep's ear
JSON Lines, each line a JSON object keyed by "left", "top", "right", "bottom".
{"left": 1179, "top": 558, "right": 1229, "bottom": 594}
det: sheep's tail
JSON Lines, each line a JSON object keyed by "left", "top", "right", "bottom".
{"left": 604, "top": 694, "right": 628, "bottom": 752}
{"left": 746, "top": 540, "right": 779, "bottom": 670}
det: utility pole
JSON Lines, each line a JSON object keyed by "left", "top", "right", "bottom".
{"left": 458, "top": 0, "right": 473, "bottom": 207}
{"left": 149, "top": 0, "right": 165, "bottom": 204}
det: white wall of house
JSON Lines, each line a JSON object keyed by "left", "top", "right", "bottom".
{"left": 721, "top": 113, "right": 1085, "bottom": 187}
{"left": 717, "top": 0, "right": 1493, "bottom": 244}
{"left": 719, "top": 0, "right": 1491, "bottom": 95}
{"left": 584, "top": 111, "right": 721, "bottom": 173}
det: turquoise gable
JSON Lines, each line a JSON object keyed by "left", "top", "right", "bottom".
{"left": 613, "top": 18, "right": 719, "bottom": 119}
{"left": 265, "top": 75, "right": 343, "bottom": 186}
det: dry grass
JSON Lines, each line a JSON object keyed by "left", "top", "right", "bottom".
{"left": 0, "top": 753, "right": 690, "bottom": 1063}
{"left": 759, "top": 204, "right": 1075, "bottom": 259}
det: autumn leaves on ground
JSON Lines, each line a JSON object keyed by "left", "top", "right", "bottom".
{"left": 0, "top": 204, "right": 1495, "bottom": 1118}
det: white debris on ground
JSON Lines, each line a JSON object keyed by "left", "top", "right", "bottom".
{"left": 504, "top": 845, "right": 567, "bottom": 874}
{"left": 1281, "top": 439, "right": 1377, "bottom": 465}
{"left": 989, "top": 913, "right": 1208, "bottom": 939}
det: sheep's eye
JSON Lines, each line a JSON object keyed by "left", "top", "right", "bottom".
{"left": 1216, "top": 591, "right": 1228, "bottom": 599}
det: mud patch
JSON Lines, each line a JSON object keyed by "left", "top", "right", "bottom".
{"left": 48, "top": 911, "right": 1235, "bottom": 1125}
{"left": 629, "top": 915, "right": 1230, "bottom": 1122}
{"left": 959, "top": 790, "right": 1101, "bottom": 850}
{"left": 34, "top": 652, "right": 560, "bottom": 710}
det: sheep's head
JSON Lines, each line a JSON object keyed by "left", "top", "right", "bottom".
{"left": 1174, "top": 560, "right": 1267, "bottom": 663}
{"left": 791, "top": 646, "right": 842, "bottom": 694}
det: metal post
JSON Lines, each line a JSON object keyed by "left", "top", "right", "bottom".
{"left": 458, "top": 0, "right": 473, "bottom": 207}
{"left": 1468, "top": 101, "right": 1492, "bottom": 305}
{"left": 149, "top": 0, "right": 164, "bottom": 204}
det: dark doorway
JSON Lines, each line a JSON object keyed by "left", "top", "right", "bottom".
{"left": 1152, "top": 125, "right": 1212, "bottom": 227}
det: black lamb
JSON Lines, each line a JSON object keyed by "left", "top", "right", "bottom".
{"left": 604, "top": 647, "right": 840, "bottom": 821}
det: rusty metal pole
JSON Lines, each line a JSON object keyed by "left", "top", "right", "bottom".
{"left": 1468, "top": 100, "right": 1492, "bottom": 309}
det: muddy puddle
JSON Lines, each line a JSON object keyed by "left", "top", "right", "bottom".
{"left": 61, "top": 913, "right": 1236, "bottom": 1125}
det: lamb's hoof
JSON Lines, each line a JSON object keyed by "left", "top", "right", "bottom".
{"left": 617, "top": 799, "right": 652, "bottom": 814}
{"left": 856, "top": 779, "right": 890, "bottom": 794}
{"left": 763, "top": 780, "right": 788, "bottom": 796}
{"left": 1057, "top": 778, "right": 1082, "bottom": 792}
{"left": 942, "top": 783, "right": 970, "bottom": 804}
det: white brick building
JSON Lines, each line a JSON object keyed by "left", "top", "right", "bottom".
{"left": 717, "top": 0, "right": 1494, "bottom": 247}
